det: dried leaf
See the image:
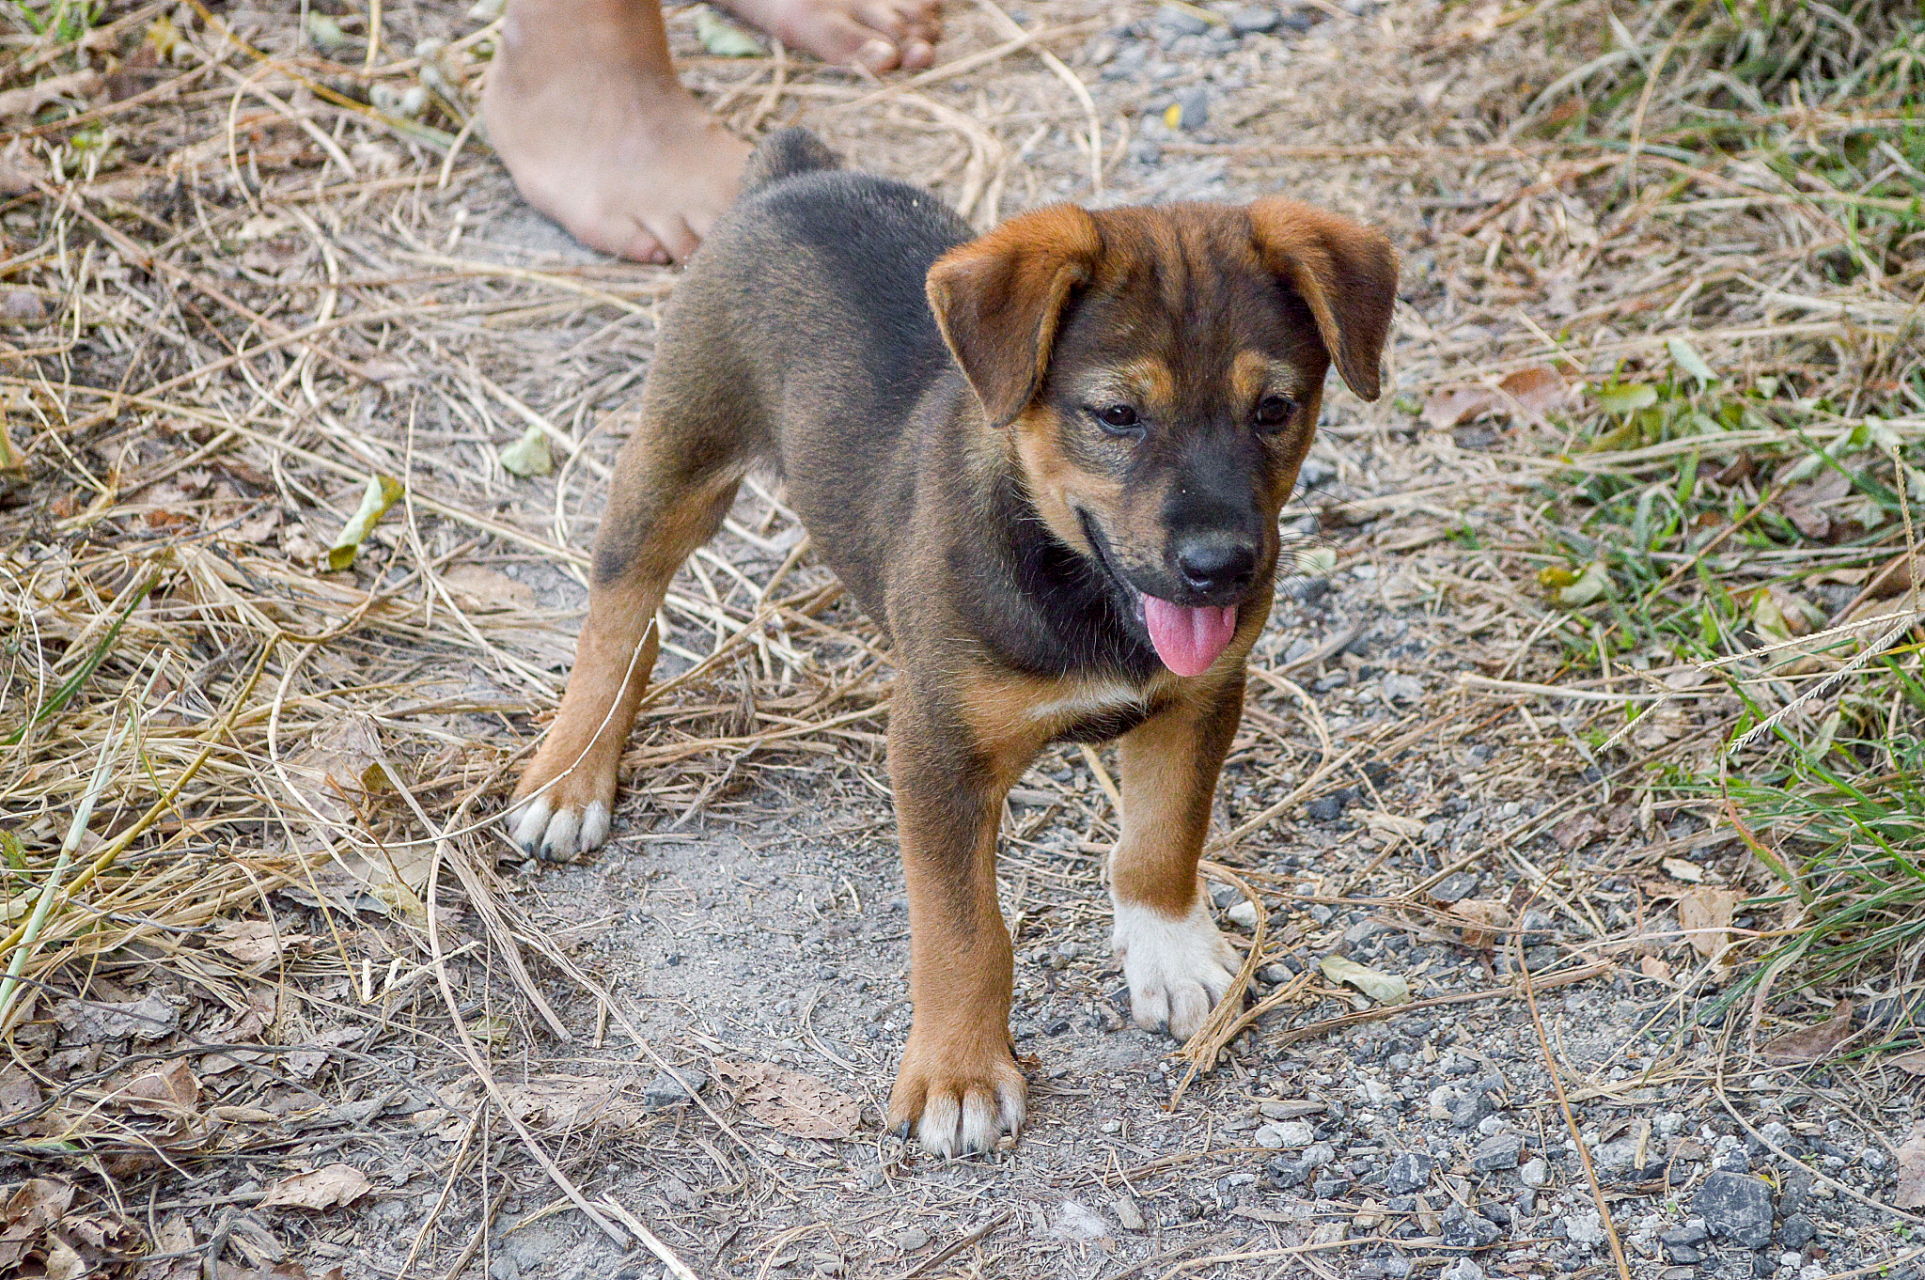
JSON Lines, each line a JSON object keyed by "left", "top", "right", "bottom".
{"left": 1423, "top": 385, "right": 1495, "bottom": 430}
{"left": 497, "top": 425, "right": 552, "bottom": 478}
{"left": 441, "top": 564, "right": 538, "bottom": 612}
{"left": 1661, "top": 857, "right": 1707, "bottom": 883}
{"left": 0, "top": 70, "right": 103, "bottom": 120}
{"left": 52, "top": 993, "right": 178, "bottom": 1044}
{"left": 1552, "top": 813, "right": 1605, "bottom": 851}
{"left": 1888, "top": 1047, "right": 1925, "bottom": 1076}
{"left": 326, "top": 474, "right": 403, "bottom": 571}
{"left": 1666, "top": 336, "right": 1717, "bottom": 385}
{"left": 112, "top": 1060, "right": 200, "bottom": 1117}
{"left": 712, "top": 1059, "right": 861, "bottom": 1139}
{"left": 498, "top": 1075, "right": 621, "bottom": 1133}
{"left": 1319, "top": 955, "right": 1410, "bottom": 1005}
{"left": 695, "top": 8, "right": 765, "bottom": 56}
{"left": 1, "top": 1177, "right": 73, "bottom": 1236}
{"left": 1759, "top": 999, "right": 1854, "bottom": 1066}
{"left": 1678, "top": 888, "right": 1738, "bottom": 959}
{"left": 1446, "top": 899, "right": 1511, "bottom": 949}
{"left": 258, "top": 1163, "right": 372, "bottom": 1211}
{"left": 1897, "top": 1123, "right": 1925, "bottom": 1209}
{"left": 1639, "top": 955, "right": 1673, "bottom": 985}
{"left": 211, "top": 918, "right": 308, "bottom": 965}
{"left": 1498, "top": 365, "right": 1569, "bottom": 420}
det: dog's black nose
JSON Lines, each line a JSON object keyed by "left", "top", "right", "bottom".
{"left": 1174, "top": 536, "right": 1257, "bottom": 596}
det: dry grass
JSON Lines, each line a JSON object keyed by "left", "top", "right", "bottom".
{"left": 1, "top": 0, "right": 1922, "bottom": 1271}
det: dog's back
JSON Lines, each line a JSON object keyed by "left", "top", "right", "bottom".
{"left": 639, "top": 130, "right": 976, "bottom": 612}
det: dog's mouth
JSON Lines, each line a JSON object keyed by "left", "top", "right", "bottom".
{"left": 1076, "top": 509, "right": 1239, "bottom": 679}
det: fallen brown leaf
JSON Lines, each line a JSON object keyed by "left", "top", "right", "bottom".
{"left": 1446, "top": 898, "right": 1511, "bottom": 949}
{"left": 1889, "top": 1047, "right": 1925, "bottom": 1076}
{"left": 0, "top": 69, "right": 103, "bottom": 120}
{"left": 713, "top": 1059, "right": 861, "bottom": 1140}
{"left": 1758, "top": 999, "right": 1854, "bottom": 1066}
{"left": 113, "top": 1061, "right": 200, "bottom": 1118}
{"left": 1896, "top": 1122, "right": 1925, "bottom": 1209}
{"left": 258, "top": 1163, "right": 372, "bottom": 1211}
{"left": 1678, "top": 888, "right": 1739, "bottom": 959}
{"left": 1497, "top": 365, "right": 1570, "bottom": 421}
{"left": 1639, "top": 955, "right": 1674, "bottom": 985}
{"left": 211, "top": 918, "right": 309, "bottom": 966}
{"left": 52, "top": 993, "right": 179, "bottom": 1044}
{"left": 1551, "top": 812, "right": 1604, "bottom": 852}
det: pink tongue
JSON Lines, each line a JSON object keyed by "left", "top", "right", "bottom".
{"left": 1141, "top": 597, "right": 1239, "bottom": 677}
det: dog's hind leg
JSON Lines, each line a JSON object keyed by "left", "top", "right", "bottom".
{"left": 506, "top": 394, "right": 753, "bottom": 860}
{"left": 1108, "top": 678, "right": 1246, "bottom": 1039}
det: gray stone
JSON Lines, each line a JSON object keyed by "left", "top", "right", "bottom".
{"left": 641, "top": 1068, "right": 707, "bottom": 1109}
{"left": 1592, "top": 1137, "right": 1640, "bottom": 1171}
{"left": 1777, "top": 1213, "right": 1816, "bottom": 1248}
{"left": 1471, "top": 1133, "right": 1523, "bottom": 1173}
{"left": 1658, "top": 1222, "right": 1707, "bottom": 1264}
{"left": 1229, "top": 6, "right": 1280, "bottom": 32}
{"left": 1156, "top": 3, "right": 1211, "bottom": 35}
{"left": 1440, "top": 1261, "right": 1483, "bottom": 1280}
{"left": 899, "top": 1228, "right": 930, "bottom": 1252}
{"left": 1694, "top": 1171, "right": 1775, "bottom": 1248}
{"left": 1518, "top": 1157, "right": 1549, "bottom": 1187}
{"left": 1430, "top": 872, "right": 1479, "bottom": 903}
{"left": 1440, "top": 1207, "right": 1502, "bottom": 1249}
{"left": 1174, "top": 87, "right": 1210, "bottom": 130}
{"left": 1382, "top": 673, "right": 1425, "bottom": 703}
{"left": 1563, "top": 1211, "right": 1606, "bottom": 1247}
{"left": 1267, "top": 1120, "right": 1317, "bottom": 1148}
{"left": 1300, "top": 1142, "right": 1336, "bottom": 1170}
{"left": 1450, "top": 1091, "right": 1491, "bottom": 1128}
{"left": 1384, "top": 1150, "right": 1434, "bottom": 1194}
{"left": 1306, "top": 791, "right": 1350, "bottom": 822}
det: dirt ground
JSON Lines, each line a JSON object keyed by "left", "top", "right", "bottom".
{"left": 3, "top": 0, "right": 1922, "bottom": 1278}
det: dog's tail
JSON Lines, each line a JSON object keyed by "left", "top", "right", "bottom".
{"left": 742, "top": 128, "right": 842, "bottom": 194}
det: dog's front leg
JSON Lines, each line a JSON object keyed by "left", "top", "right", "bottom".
{"left": 884, "top": 682, "right": 1027, "bottom": 1158}
{"left": 1109, "top": 677, "right": 1246, "bottom": 1039}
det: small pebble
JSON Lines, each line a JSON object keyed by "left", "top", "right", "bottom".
{"left": 899, "top": 1227, "right": 930, "bottom": 1252}
{"left": 1519, "top": 1156, "right": 1549, "bottom": 1187}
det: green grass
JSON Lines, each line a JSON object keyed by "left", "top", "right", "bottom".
{"left": 1513, "top": 0, "right": 1925, "bottom": 1031}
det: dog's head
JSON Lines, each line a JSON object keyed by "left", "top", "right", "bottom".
{"left": 927, "top": 199, "right": 1396, "bottom": 677}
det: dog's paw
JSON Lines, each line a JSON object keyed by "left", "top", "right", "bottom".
{"left": 888, "top": 1031, "right": 1026, "bottom": 1158}
{"left": 1111, "top": 893, "right": 1242, "bottom": 1039}
{"left": 504, "top": 794, "right": 610, "bottom": 862}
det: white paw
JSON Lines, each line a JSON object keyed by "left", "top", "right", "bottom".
{"left": 914, "top": 1082, "right": 1026, "bottom": 1158}
{"left": 1111, "top": 891, "right": 1242, "bottom": 1039}
{"left": 505, "top": 797, "right": 610, "bottom": 861}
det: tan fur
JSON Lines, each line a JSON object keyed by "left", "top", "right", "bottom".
{"left": 510, "top": 165, "right": 1397, "bottom": 1154}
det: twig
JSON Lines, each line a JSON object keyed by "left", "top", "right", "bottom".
{"left": 891, "top": 1211, "right": 1013, "bottom": 1280}
{"left": 1516, "top": 914, "right": 1632, "bottom": 1280}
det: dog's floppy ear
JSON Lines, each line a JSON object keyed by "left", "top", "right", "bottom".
{"left": 927, "top": 205, "right": 1101, "bottom": 428}
{"left": 1247, "top": 199, "right": 1398, "bottom": 402}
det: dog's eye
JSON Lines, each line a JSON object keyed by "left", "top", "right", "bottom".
{"left": 1254, "top": 394, "right": 1296, "bottom": 430}
{"left": 1093, "top": 404, "right": 1142, "bottom": 434}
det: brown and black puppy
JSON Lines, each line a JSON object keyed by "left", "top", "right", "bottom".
{"left": 506, "top": 129, "right": 1396, "bottom": 1156}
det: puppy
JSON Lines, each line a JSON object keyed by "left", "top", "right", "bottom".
{"left": 507, "top": 129, "right": 1396, "bottom": 1156}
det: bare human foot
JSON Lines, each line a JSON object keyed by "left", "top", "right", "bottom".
{"left": 718, "top": 0, "right": 942, "bottom": 72}
{"left": 484, "top": 0, "right": 942, "bottom": 263}
{"left": 483, "top": 0, "right": 750, "bottom": 263}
